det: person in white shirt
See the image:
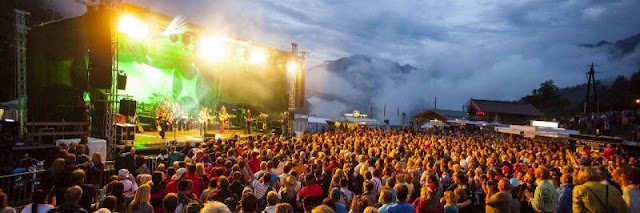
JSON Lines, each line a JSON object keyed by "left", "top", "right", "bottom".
{"left": 118, "top": 169, "right": 139, "bottom": 198}
{"left": 19, "top": 190, "right": 53, "bottom": 213}
{"left": 262, "top": 191, "right": 279, "bottom": 213}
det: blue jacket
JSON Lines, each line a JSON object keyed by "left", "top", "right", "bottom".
{"left": 387, "top": 201, "right": 416, "bottom": 213}
{"left": 556, "top": 183, "right": 573, "bottom": 213}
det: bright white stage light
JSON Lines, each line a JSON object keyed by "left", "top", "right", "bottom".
{"left": 286, "top": 60, "right": 298, "bottom": 73}
{"left": 198, "top": 35, "right": 226, "bottom": 62}
{"left": 249, "top": 48, "right": 268, "bottom": 65}
{"left": 118, "top": 14, "right": 149, "bottom": 39}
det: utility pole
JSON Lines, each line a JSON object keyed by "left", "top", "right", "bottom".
{"left": 434, "top": 97, "right": 437, "bottom": 110}
{"left": 584, "top": 62, "right": 599, "bottom": 114}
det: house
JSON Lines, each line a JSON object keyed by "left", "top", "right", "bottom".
{"left": 468, "top": 99, "right": 542, "bottom": 124}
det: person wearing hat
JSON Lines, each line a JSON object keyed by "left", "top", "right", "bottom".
{"left": 167, "top": 168, "right": 188, "bottom": 194}
{"left": 413, "top": 184, "right": 442, "bottom": 213}
{"left": 118, "top": 169, "right": 139, "bottom": 199}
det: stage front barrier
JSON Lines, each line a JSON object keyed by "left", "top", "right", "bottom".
{"left": 0, "top": 170, "right": 44, "bottom": 207}
{"left": 55, "top": 138, "right": 107, "bottom": 162}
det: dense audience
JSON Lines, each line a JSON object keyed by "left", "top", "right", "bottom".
{"left": 2, "top": 127, "right": 640, "bottom": 213}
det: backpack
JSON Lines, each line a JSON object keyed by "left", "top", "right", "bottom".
{"left": 585, "top": 184, "right": 619, "bottom": 213}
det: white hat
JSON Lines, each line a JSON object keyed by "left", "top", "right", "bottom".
{"left": 175, "top": 168, "right": 188, "bottom": 180}
{"left": 118, "top": 169, "right": 129, "bottom": 179}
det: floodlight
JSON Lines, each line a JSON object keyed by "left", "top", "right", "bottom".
{"left": 249, "top": 48, "right": 268, "bottom": 65}
{"left": 118, "top": 14, "right": 149, "bottom": 39}
{"left": 198, "top": 35, "right": 226, "bottom": 62}
{"left": 286, "top": 60, "right": 298, "bottom": 74}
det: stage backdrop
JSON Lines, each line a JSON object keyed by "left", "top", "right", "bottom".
{"left": 26, "top": 4, "right": 290, "bottom": 123}
{"left": 118, "top": 4, "right": 289, "bottom": 117}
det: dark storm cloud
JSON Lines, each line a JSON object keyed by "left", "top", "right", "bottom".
{"left": 56, "top": 0, "right": 640, "bottom": 113}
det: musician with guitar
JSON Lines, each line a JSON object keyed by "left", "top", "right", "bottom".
{"left": 157, "top": 105, "right": 169, "bottom": 139}
{"left": 197, "top": 107, "right": 211, "bottom": 135}
{"left": 219, "top": 105, "right": 230, "bottom": 134}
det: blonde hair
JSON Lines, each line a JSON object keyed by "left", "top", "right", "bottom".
{"left": 420, "top": 187, "right": 429, "bottom": 199}
{"left": 129, "top": 184, "right": 151, "bottom": 211}
{"left": 284, "top": 175, "right": 297, "bottom": 191}
{"left": 364, "top": 207, "right": 379, "bottom": 213}
{"left": 156, "top": 163, "right": 165, "bottom": 171}
{"left": 444, "top": 190, "right": 457, "bottom": 205}
{"left": 137, "top": 174, "right": 152, "bottom": 185}
{"left": 312, "top": 205, "right": 335, "bottom": 213}
{"left": 575, "top": 166, "right": 601, "bottom": 185}
{"left": 196, "top": 163, "right": 206, "bottom": 177}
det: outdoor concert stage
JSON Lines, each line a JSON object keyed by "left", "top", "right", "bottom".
{"left": 131, "top": 129, "right": 251, "bottom": 151}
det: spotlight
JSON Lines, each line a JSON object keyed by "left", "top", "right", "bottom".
{"left": 249, "top": 48, "right": 268, "bottom": 65}
{"left": 286, "top": 60, "right": 298, "bottom": 74}
{"left": 198, "top": 35, "right": 226, "bottom": 62}
{"left": 118, "top": 14, "right": 149, "bottom": 39}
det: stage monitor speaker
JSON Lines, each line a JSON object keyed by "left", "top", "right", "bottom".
{"left": 117, "top": 74, "right": 127, "bottom": 90}
{"left": 204, "top": 133, "right": 216, "bottom": 141}
{"left": 116, "top": 123, "right": 135, "bottom": 142}
{"left": 119, "top": 99, "right": 137, "bottom": 116}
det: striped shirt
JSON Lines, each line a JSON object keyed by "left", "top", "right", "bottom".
{"left": 251, "top": 179, "right": 270, "bottom": 199}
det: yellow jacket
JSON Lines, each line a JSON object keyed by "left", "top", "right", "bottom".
{"left": 573, "top": 181, "right": 629, "bottom": 213}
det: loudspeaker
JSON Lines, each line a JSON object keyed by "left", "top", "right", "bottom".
{"left": 117, "top": 74, "right": 127, "bottom": 90}
{"left": 119, "top": 99, "right": 137, "bottom": 116}
{"left": 116, "top": 123, "right": 135, "bottom": 142}
{"left": 86, "top": 9, "right": 113, "bottom": 89}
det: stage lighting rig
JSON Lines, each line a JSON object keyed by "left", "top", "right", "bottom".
{"left": 286, "top": 60, "right": 299, "bottom": 74}
{"left": 249, "top": 48, "right": 268, "bottom": 65}
{"left": 118, "top": 14, "right": 149, "bottom": 39}
{"left": 198, "top": 35, "right": 226, "bottom": 62}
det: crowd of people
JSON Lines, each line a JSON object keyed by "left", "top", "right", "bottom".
{"left": 560, "top": 110, "right": 640, "bottom": 140}
{"left": 1, "top": 127, "right": 639, "bottom": 213}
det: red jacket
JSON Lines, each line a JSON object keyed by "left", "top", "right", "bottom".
{"left": 248, "top": 158, "right": 262, "bottom": 174}
{"left": 186, "top": 173, "right": 204, "bottom": 197}
{"left": 166, "top": 179, "right": 179, "bottom": 194}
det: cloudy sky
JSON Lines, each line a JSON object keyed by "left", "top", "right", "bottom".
{"left": 57, "top": 0, "right": 640, "bottom": 112}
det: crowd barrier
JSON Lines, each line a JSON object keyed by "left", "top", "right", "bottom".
{"left": 0, "top": 170, "right": 44, "bottom": 207}
{"left": 2, "top": 157, "right": 159, "bottom": 207}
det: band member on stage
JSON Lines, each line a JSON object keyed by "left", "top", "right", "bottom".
{"left": 157, "top": 106, "right": 169, "bottom": 139}
{"left": 244, "top": 109, "right": 252, "bottom": 134}
{"left": 198, "top": 107, "right": 210, "bottom": 135}
{"left": 218, "top": 105, "right": 229, "bottom": 134}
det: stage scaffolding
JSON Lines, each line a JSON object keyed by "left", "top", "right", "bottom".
{"left": 15, "top": 9, "right": 30, "bottom": 140}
